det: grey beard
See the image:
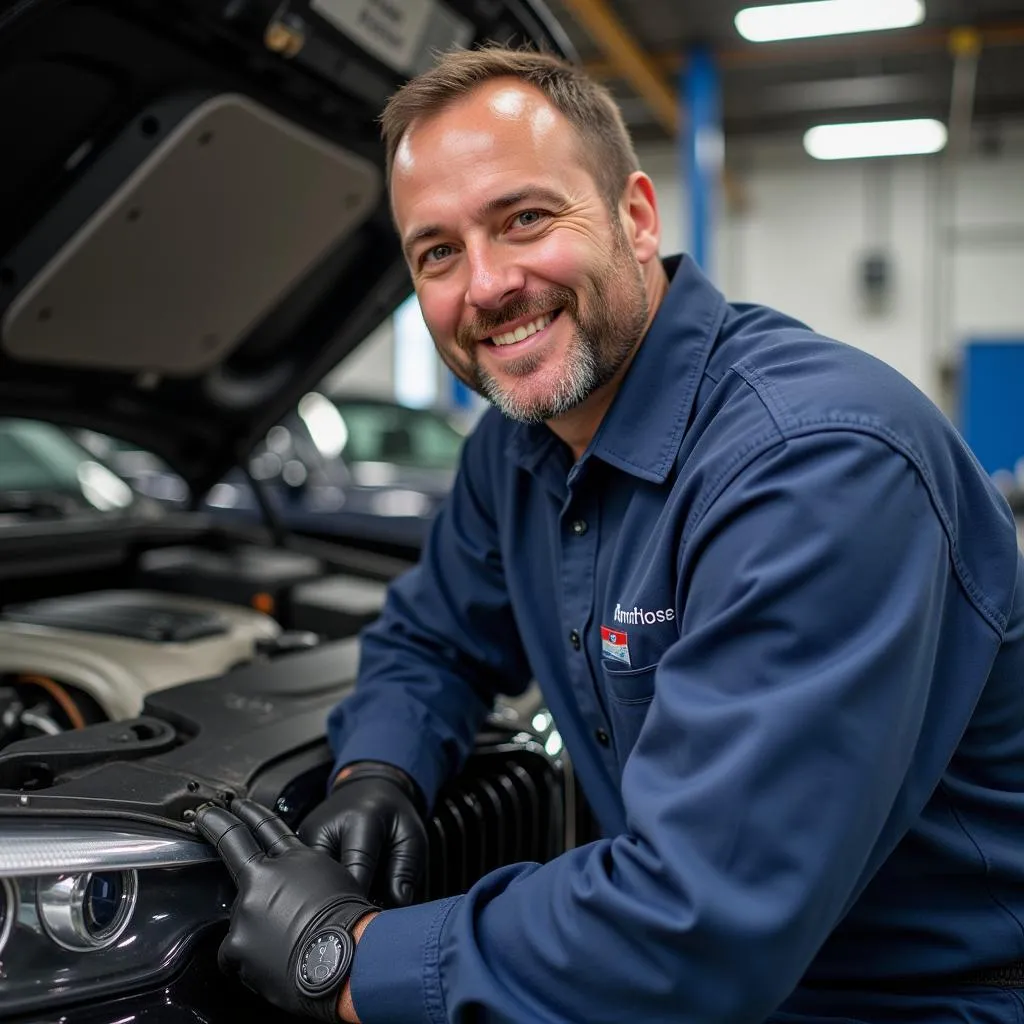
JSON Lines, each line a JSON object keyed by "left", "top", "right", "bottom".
{"left": 478, "top": 328, "right": 600, "bottom": 424}
{"left": 455, "top": 229, "right": 649, "bottom": 424}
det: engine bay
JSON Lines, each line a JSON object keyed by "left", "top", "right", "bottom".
{"left": 0, "top": 589, "right": 281, "bottom": 740}
{"left": 0, "top": 515, "right": 409, "bottom": 823}
{"left": 0, "top": 521, "right": 567, "bottom": 1018}
{"left": 0, "top": 516, "right": 395, "bottom": 747}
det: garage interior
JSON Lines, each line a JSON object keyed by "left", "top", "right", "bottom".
{"left": 1, "top": 0, "right": 1024, "bottom": 1019}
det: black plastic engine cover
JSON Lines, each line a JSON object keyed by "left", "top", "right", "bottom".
{"left": 144, "top": 637, "right": 362, "bottom": 786}
{"left": 0, "top": 639, "right": 360, "bottom": 818}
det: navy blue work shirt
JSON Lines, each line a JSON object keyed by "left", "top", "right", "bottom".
{"left": 327, "top": 254, "right": 1024, "bottom": 1023}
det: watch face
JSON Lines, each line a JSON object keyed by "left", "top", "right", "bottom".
{"left": 296, "top": 929, "right": 353, "bottom": 995}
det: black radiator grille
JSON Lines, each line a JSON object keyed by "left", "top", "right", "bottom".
{"left": 262, "top": 731, "right": 566, "bottom": 905}
{"left": 421, "top": 742, "right": 565, "bottom": 902}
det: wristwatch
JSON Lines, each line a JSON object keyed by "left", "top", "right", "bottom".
{"left": 298, "top": 929, "right": 353, "bottom": 994}
{"left": 292, "top": 898, "right": 375, "bottom": 1019}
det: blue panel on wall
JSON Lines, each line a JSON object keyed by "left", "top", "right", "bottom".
{"left": 960, "top": 340, "right": 1024, "bottom": 477}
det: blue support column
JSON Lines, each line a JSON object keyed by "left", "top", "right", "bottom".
{"left": 682, "top": 46, "right": 723, "bottom": 275}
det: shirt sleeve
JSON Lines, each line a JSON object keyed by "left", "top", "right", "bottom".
{"left": 325, "top": 419, "right": 534, "bottom": 807}
{"left": 349, "top": 429, "right": 978, "bottom": 1024}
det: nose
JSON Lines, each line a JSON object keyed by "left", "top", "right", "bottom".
{"left": 464, "top": 242, "right": 525, "bottom": 310}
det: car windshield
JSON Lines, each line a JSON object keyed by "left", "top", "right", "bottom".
{"left": 0, "top": 419, "right": 135, "bottom": 516}
{"left": 331, "top": 400, "right": 466, "bottom": 471}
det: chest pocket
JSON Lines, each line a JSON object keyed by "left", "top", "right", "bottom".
{"left": 600, "top": 660, "right": 657, "bottom": 772}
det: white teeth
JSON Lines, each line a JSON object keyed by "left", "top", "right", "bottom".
{"left": 491, "top": 311, "right": 555, "bottom": 346}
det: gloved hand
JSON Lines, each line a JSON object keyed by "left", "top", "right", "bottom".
{"left": 195, "top": 797, "right": 376, "bottom": 1022}
{"left": 298, "top": 761, "right": 428, "bottom": 908}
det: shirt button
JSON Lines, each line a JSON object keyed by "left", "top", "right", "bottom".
{"left": 571, "top": 519, "right": 588, "bottom": 536}
{"left": 595, "top": 728, "right": 610, "bottom": 746}
{"left": 569, "top": 630, "right": 581, "bottom": 651}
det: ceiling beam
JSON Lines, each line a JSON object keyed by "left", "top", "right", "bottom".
{"left": 556, "top": 0, "right": 679, "bottom": 135}
{"left": 583, "top": 19, "right": 1024, "bottom": 81}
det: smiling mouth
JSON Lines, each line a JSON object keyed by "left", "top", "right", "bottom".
{"left": 487, "top": 309, "right": 562, "bottom": 346}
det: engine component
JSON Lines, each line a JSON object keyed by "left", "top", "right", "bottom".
{"left": 0, "top": 590, "right": 280, "bottom": 721}
{"left": 289, "top": 574, "right": 388, "bottom": 639}
{"left": 138, "top": 544, "right": 323, "bottom": 615}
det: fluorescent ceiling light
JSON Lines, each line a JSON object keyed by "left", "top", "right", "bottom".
{"left": 804, "top": 118, "right": 947, "bottom": 160}
{"left": 736, "top": 0, "right": 925, "bottom": 43}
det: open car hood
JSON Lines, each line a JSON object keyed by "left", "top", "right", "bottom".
{"left": 0, "top": 0, "right": 572, "bottom": 495}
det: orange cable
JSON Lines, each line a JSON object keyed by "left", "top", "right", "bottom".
{"left": 15, "top": 674, "right": 88, "bottom": 730}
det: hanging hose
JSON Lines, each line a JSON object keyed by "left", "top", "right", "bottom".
{"left": 14, "top": 674, "right": 88, "bottom": 730}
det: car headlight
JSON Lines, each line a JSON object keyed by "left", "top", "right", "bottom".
{"left": 36, "top": 868, "right": 139, "bottom": 951}
{"left": 0, "top": 820, "right": 231, "bottom": 1015}
{"left": 0, "top": 876, "right": 16, "bottom": 956}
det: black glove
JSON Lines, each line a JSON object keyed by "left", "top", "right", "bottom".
{"left": 298, "top": 761, "right": 428, "bottom": 908}
{"left": 195, "top": 797, "right": 376, "bottom": 1022}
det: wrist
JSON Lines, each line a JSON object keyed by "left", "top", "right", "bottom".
{"left": 337, "top": 911, "right": 379, "bottom": 1024}
{"left": 332, "top": 761, "right": 426, "bottom": 815}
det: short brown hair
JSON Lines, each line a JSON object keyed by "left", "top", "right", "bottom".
{"left": 380, "top": 45, "right": 640, "bottom": 211}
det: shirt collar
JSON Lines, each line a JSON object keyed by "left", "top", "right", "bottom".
{"left": 505, "top": 254, "right": 727, "bottom": 484}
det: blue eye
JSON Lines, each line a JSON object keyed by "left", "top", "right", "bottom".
{"left": 423, "top": 244, "right": 453, "bottom": 264}
{"left": 514, "top": 210, "right": 543, "bottom": 227}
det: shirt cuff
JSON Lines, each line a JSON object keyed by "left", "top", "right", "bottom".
{"left": 330, "top": 722, "right": 450, "bottom": 808}
{"left": 349, "top": 896, "right": 461, "bottom": 1024}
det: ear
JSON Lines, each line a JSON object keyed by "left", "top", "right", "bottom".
{"left": 619, "top": 171, "right": 661, "bottom": 265}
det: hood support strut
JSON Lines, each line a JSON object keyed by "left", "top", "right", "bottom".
{"left": 242, "top": 463, "right": 286, "bottom": 548}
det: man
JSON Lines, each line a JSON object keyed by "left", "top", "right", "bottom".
{"left": 196, "top": 46, "right": 1024, "bottom": 1024}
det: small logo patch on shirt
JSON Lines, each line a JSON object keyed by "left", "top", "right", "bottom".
{"left": 600, "top": 626, "right": 631, "bottom": 666}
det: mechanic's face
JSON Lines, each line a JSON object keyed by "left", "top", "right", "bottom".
{"left": 391, "top": 79, "right": 655, "bottom": 424}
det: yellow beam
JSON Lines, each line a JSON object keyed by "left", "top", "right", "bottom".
{"left": 558, "top": 0, "right": 679, "bottom": 135}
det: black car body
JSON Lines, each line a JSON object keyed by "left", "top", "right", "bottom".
{"left": 0, "top": 1, "right": 574, "bottom": 1020}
